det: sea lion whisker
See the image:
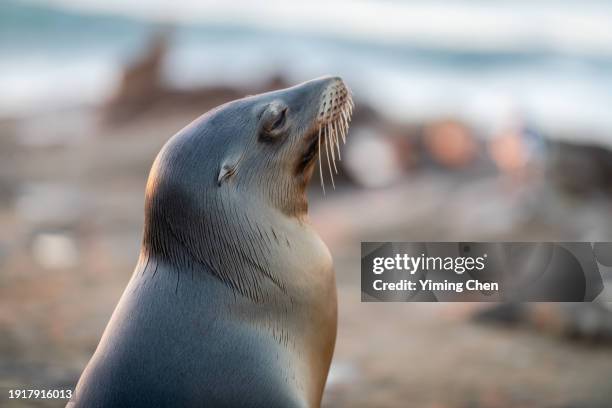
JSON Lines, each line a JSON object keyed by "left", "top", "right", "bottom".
{"left": 340, "top": 113, "right": 348, "bottom": 143}
{"left": 333, "top": 121, "right": 342, "bottom": 160}
{"left": 324, "top": 125, "right": 335, "bottom": 189}
{"left": 328, "top": 122, "right": 336, "bottom": 164}
{"left": 328, "top": 123, "right": 338, "bottom": 174}
{"left": 317, "top": 127, "right": 325, "bottom": 195}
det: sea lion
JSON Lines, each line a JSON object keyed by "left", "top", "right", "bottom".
{"left": 69, "top": 76, "right": 353, "bottom": 408}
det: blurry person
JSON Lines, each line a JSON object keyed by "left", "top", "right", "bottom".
{"left": 488, "top": 114, "right": 550, "bottom": 223}
{"left": 488, "top": 116, "right": 547, "bottom": 185}
{"left": 423, "top": 119, "right": 478, "bottom": 169}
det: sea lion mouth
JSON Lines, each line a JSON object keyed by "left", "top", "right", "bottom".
{"left": 299, "top": 79, "right": 353, "bottom": 193}
{"left": 299, "top": 133, "right": 321, "bottom": 170}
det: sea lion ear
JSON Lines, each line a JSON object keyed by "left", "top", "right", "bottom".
{"left": 217, "top": 155, "right": 239, "bottom": 186}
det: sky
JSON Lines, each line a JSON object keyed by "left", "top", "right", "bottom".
{"left": 27, "top": 0, "right": 612, "bottom": 56}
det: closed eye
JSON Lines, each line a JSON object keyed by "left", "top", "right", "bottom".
{"left": 271, "top": 108, "right": 287, "bottom": 130}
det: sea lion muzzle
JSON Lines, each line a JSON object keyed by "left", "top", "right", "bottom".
{"left": 296, "top": 77, "right": 353, "bottom": 192}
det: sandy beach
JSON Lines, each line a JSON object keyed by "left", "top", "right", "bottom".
{"left": 1, "top": 101, "right": 612, "bottom": 407}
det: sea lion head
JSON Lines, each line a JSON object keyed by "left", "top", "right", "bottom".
{"left": 142, "top": 76, "right": 352, "bottom": 291}
{"left": 146, "top": 76, "right": 352, "bottom": 218}
{"left": 213, "top": 75, "right": 353, "bottom": 214}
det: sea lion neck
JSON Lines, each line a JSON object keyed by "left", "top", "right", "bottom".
{"left": 141, "top": 173, "right": 295, "bottom": 301}
{"left": 263, "top": 177, "right": 310, "bottom": 219}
